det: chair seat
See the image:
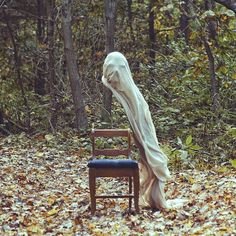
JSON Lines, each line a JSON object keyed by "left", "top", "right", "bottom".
{"left": 88, "top": 159, "right": 138, "bottom": 169}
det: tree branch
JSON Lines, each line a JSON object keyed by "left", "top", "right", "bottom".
{"left": 214, "top": 0, "right": 236, "bottom": 13}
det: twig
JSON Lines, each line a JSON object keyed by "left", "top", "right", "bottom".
{"left": 4, "top": 116, "right": 28, "bottom": 132}
{"left": 0, "top": 125, "right": 12, "bottom": 135}
{"left": 0, "top": 0, "right": 7, "bottom": 8}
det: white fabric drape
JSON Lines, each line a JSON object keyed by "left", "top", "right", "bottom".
{"left": 102, "top": 52, "right": 186, "bottom": 209}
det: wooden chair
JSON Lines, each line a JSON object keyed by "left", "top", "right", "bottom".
{"left": 88, "top": 129, "right": 140, "bottom": 214}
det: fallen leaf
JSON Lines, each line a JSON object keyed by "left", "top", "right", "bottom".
{"left": 47, "top": 208, "right": 59, "bottom": 216}
{"left": 27, "top": 224, "right": 44, "bottom": 234}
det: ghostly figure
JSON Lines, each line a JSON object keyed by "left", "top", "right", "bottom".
{"left": 102, "top": 51, "right": 186, "bottom": 209}
{"left": 102, "top": 52, "right": 187, "bottom": 209}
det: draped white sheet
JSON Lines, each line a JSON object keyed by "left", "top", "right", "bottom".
{"left": 102, "top": 52, "right": 186, "bottom": 209}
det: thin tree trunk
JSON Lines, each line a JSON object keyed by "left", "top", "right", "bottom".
{"left": 61, "top": 0, "right": 88, "bottom": 131}
{"left": 204, "top": 0, "right": 219, "bottom": 112}
{"left": 3, "top": 9, "right": 31, "bottom": 130}
{"left": 203, "top": 38, "right": 220, "bottom": 112}
{"left": 179, "top": 0, "right": 190, "bottom": 45}
{"left": 35, "top": 0, "right": 46, "bottom": 95}
{"left": 127, "top": 0, "right": 135, "bottom": 44}
{"left": 101, "top": 0, "right": 117, "bottom": 125}
{"left": 0, "top": 109, "right": 3, "bottom": 126}
{"left": 0, "top": 109, "right": 11, "bottom": 135}
{"left": 46, "top": 0, "right": 57, "bottom": 131}
{"left": 148, "top": 0, "right": 156, "bottom": 64}
{"left": 205, "top": 0, "right": 218, "bottom": 47}
{"left": 0, "top": 108, "right": 5, "bottom": 133}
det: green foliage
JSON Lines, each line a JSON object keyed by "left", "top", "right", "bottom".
{"left": 0, "top": 0, "right": 235, "bottom": 168}
{"left": 161, "top": 134, "right": 202, "bottom": 169}
{"left": 230, "top": 159, "right": 236, "bottom": 169}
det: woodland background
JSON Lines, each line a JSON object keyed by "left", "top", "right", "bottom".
{"left": 0, "top": 0, "right": 235, "bottom": 169}
{"left": 0, "top": 1, "right": 236, "bottom": 234}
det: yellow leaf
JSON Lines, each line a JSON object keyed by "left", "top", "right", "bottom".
{"left": 35, "top": 152, "right": 44, "bottom": 157}
{"left": 205, "top": 184, "right": 211, "bottom": 189}
{"left": 114, "top": 223, "right": 120, "bottom": 231}
{"left": 189, "top": 177, "right": 195, "bottom": 184}
{"left": 47, "top": 208, "right": 59, "bottom": 216}
{"left": 217, "top": 166, "right": 228, "bottom": 173}
{"left": 27, "top": 224, "right": 43, "bottom": 234}
{"left": 45, "top": 134, "right": 54, "bottom": 142}
{"left": 224, "top": 83, "right": 229, "bottom": 88}
{"left": 85, "top": 105, "right": 92, "bottom": 114}
{"left": 38, "top": 43, "right": 47, "bottom": 49}
{"left": 230, "top": 159, "right": 236, "bottom": 168}
{"left": 47, "top": 196, "right": 56, "bottom": 205}
{"left": 88, "top": 223, "right": 96, "bottom": 230}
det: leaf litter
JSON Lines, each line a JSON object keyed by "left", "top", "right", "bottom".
{"left": 0, "top": 133, "right": 235, "bottom": 235}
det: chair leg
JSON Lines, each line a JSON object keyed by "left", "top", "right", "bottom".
{"left": 89, "top": 169, "right": 96, "bottom": 214}
{"left": 133, "top": 169, "right": 140, "bottom": 213}
{"left": 129, "top": 177, "right": 132, "bottom": 210}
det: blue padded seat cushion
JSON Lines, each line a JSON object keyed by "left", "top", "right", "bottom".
{"left": 88, "top": 159, "right": 138, "bottom": 169}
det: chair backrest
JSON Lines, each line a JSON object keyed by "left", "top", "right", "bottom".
{"left": 91, "top": 129, "right": 131, "bottom": 157}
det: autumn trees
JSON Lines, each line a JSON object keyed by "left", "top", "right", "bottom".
{"left": 61, "top": 0, "right": 87, "bottom": 131}
{"left": 101, "top": 0, "right": 118, "bottom": 125}
{"left": 0, "top": 0, "right": 89, "bottom": 133}
{"left": 35, "top": 0, "right": 46, "bottom": 96}
{"left": 0, "top": 0, "right": 235, "bottom": 146}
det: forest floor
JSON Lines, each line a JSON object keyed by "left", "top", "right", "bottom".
{"left": 0, "top": 133, "right": 235, "bottom": 236}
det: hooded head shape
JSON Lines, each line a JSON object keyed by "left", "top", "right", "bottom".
{"left": 102, "top": 52, "right": 133, "bottom": 91}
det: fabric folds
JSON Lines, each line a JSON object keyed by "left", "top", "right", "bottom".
{"left": 102, "top": 52, "right": 186, "bottom": 209}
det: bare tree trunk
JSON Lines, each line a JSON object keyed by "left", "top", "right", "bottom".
{"left": 46, "top": 0, "right": 57, "bottom": 131}
{"left": 205, "top": 0, "right": 218, "bottom": 47}
{"left": 204, "top": 0, "right": 220, "bottom": 113}
{"left": 0, "top": 109, "right": 3, "bottom": 125}
{"left": 61, "top": 0, "right": 88, "bottom": 131}
{"left": 127, "top": 0, "right": 135, "bottom": 44}
{"left": 3, "top": 9, "right": 31, "bottom": 130}
{"left": 179, "top": 0, "right": 190, "bottom": 45}
{"left": 203, "top": 38, "right": 220, "bottom": 112}
{"left": 0, "top": 109, "right": 11, "bottom": 135}
{"left": 101, "top": 0, "right": 117, "bottom": 125}
{"left": 35, "top": 0, "right": 46, "bottom": 95}
{"left": 148, "top": 0, "right": 156, "bottom": 64}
